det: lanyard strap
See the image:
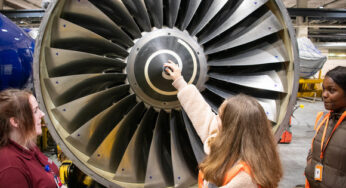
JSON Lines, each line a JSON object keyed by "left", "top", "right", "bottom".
{"left": 314, "top": 112, "right": 324, "bottom": 130}
{"left": 319, "top": 116, "right": 330, "bottom": 159}
{"left": 320, "top": 111, "right": 346, "bottom": 159}
{"left": 312, "top": 111, "right": 346, "bottom": 160}
{"left": 311, "top": 112, "right": 330, "bottom": 154}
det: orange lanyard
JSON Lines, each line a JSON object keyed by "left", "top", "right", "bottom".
{"left": 312, "top": 111, "right": 346, "bottom": 160}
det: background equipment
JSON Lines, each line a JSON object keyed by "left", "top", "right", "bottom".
{"left": 0, "top": 13, "right": 34, "bottom": 91}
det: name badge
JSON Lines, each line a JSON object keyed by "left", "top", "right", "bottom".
{"left": 314, "top": 163, "right": 323, "bottom": 181}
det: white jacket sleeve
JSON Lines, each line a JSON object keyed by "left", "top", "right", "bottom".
{"left": 172, "top": 77, "right": 220, "bottom": 153}
{"left": 221, "top": 172, "right": 258, "bottom": 188}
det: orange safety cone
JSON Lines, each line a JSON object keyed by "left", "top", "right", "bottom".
{"left": 279, "top": 117, "right": 292, "bottom": 144}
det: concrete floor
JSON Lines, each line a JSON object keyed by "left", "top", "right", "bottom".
{"left": 278, "top": 99, "right": 324, "bottom": 188}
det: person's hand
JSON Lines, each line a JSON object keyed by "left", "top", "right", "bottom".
{"left": 164, "top": 60, "right": 182, "bottom": 81}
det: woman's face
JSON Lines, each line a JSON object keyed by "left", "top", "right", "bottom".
{"left": 322, "top": 76, "right": 346, "bottom": 111}
{"left": 29, "top": 95, "right": 45, "bottom": 135}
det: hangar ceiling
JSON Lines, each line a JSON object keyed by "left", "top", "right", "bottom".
{"left": 283, "top": 0, "right": 346, "bottom": 42}
{"left": 1, "top": 0, "right": 345, "bottom": 10}
{"left": 283, "top": 0, "right": 346, "bottom": 8}
{"left": 0, "top": 0, "right": 345, "bottom": 42}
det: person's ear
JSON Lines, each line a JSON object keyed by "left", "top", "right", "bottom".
{"left": 9, "top": 117, "right": 19, "bottom": 128}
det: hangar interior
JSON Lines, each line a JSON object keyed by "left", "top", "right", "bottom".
{"left": 0, "top": 0, "right": 345, "bottom": 188}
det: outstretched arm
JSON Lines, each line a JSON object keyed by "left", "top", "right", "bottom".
{"left": 164, "top": 61, "right": 220, "bottom": 146}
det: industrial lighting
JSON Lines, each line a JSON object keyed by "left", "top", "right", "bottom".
{"left": 328, "top": 53, "right": 346, "bottom": 58}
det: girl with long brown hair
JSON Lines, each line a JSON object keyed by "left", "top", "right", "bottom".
{"left": 164, "top": 61, "right": 282, "bottom": 188}
{"left": 0, "top": 89, "right": 65, "bottom": 188}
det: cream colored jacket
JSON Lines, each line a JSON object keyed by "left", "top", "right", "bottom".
{"left": 172, "top": 77, "right": 257, "bottom": 188}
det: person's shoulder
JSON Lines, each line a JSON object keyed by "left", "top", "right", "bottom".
{"left": 222, "top": 171, "right": 257, "bottom": 188}
{"left": 0, "top": 166, "right": 26, "bottom": 175}
{"left": 0, "top": 145, "right": 25, "bottom": 171}
{"left": 0, "top": 166, "right": 31, "bottom": 187}
{"left": 0, "top": 145, "right": 19, "bottom": 159}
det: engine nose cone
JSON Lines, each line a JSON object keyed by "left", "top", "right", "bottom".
{"left": 127, "top": 28, "right": 207, "bottom": 109}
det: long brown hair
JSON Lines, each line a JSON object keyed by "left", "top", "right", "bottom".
{"left": 199, "top": 94, "right": 282, "bottom": 187}
{"left": 0, "top": 89, "right": 36, "bottom": 147}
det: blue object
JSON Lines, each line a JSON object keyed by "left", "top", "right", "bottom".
{"left": 44, "top": 164, "right": 50, "bottom": 172}
{"left": 0, "top": 13, "right": 35, "bottom": 90}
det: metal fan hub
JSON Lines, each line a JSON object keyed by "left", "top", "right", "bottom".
{"left": 126, "top": 28, "right": 207, "bottom": 109}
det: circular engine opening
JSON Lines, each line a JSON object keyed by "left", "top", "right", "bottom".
{"left": 34, "top": 0, "right": 299, "bottom": 187}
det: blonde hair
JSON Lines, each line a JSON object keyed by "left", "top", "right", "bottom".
{"left": 199, "top": 94, "right": 282, "bottom": 188}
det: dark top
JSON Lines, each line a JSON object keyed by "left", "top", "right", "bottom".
{"left": 305, "top": 109, "right": 346, "bottom": 188}
{"left": 0, "top": 140, "right": 59, "bottom": 188}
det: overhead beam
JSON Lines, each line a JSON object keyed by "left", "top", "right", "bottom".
{"left": 1, "top": 8, "right": 345, "bottom": 21}
{"left": 315, "top": 42, "right": 346, "bottom": 49}
{"left": 0, "top": 9, "right": 45, "bottom": 19}
{"left": 309, "top": 34, "right": 346, "bottom": 39}
{"left": 300, "top": 24, "right": 346, "bottom": 28}
{"left": 309, "top": 28, "right": 346, "bottom": 34}
{"left": 288, "top": 8, "right": 346, "bottom": 18}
